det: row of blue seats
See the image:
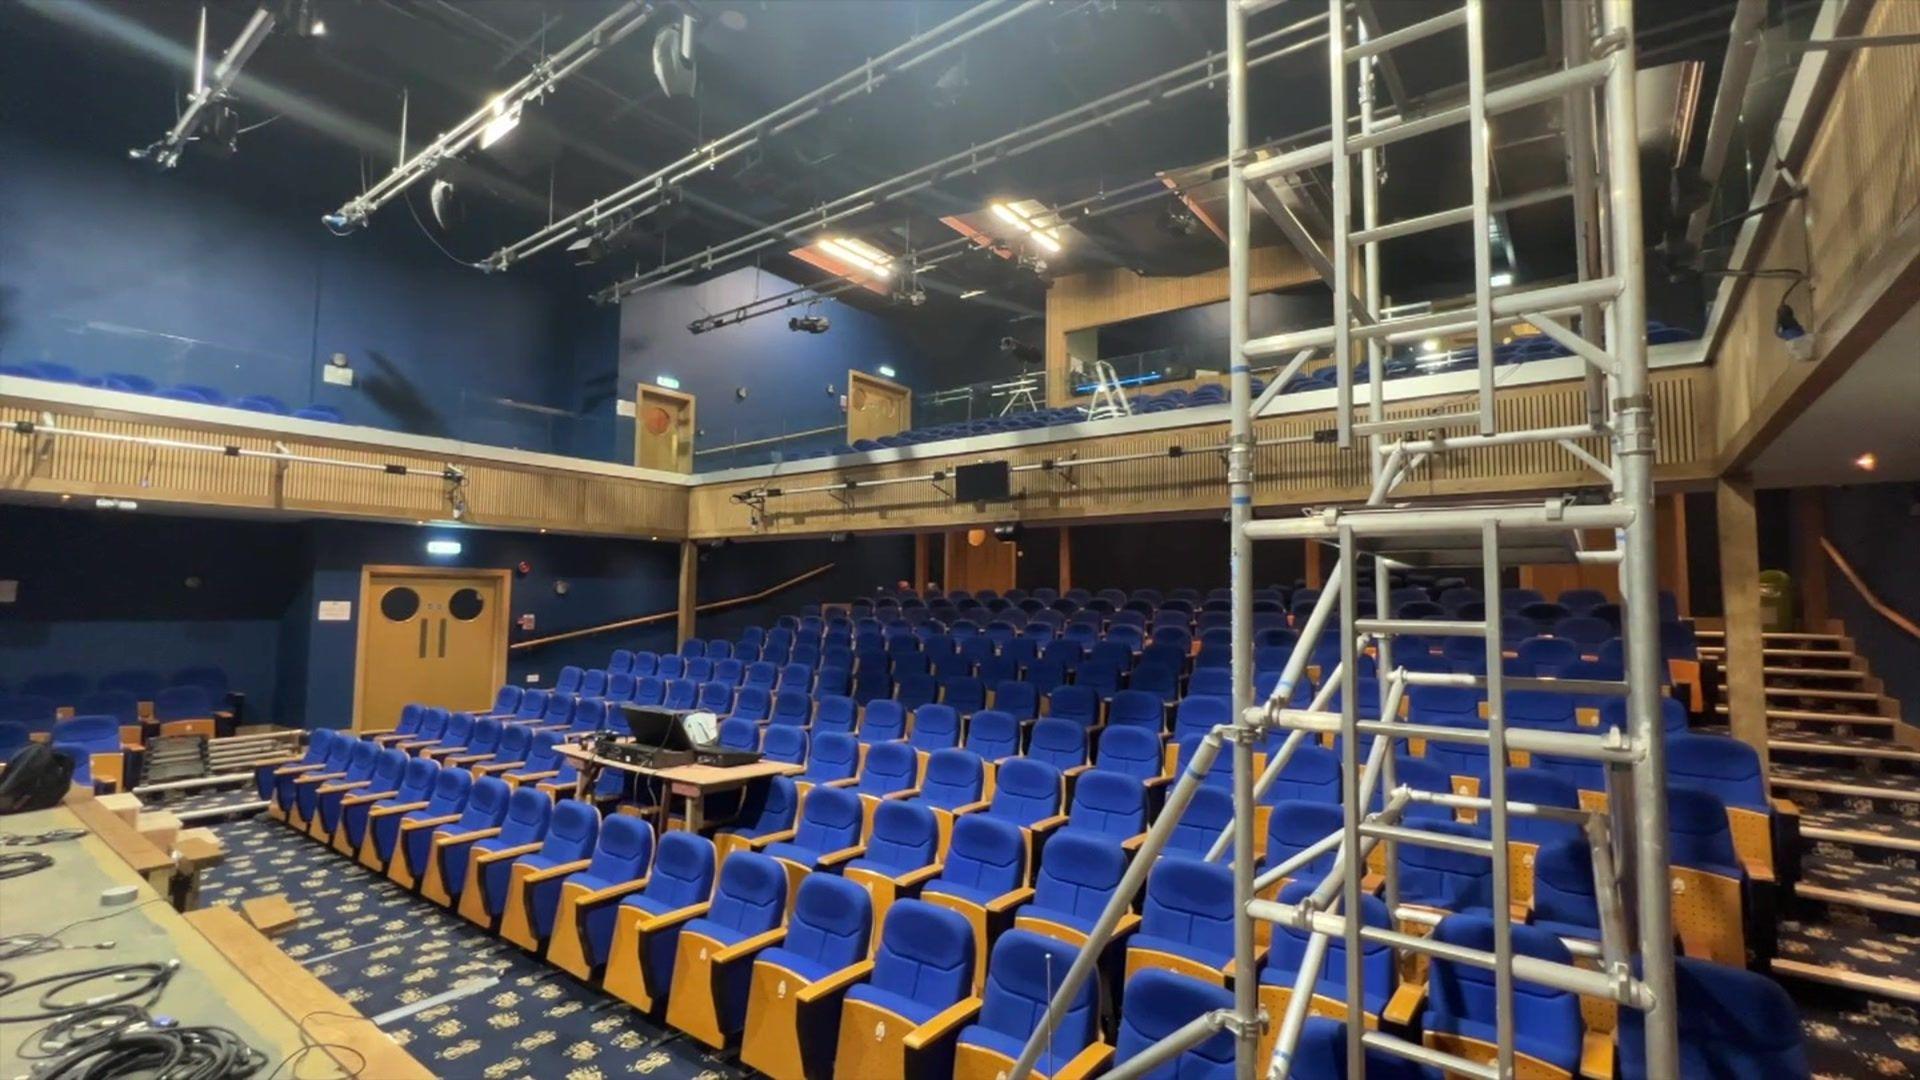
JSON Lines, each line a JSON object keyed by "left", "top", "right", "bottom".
{"left": 0, "top": 684, "right": 226, "bottom": 732}
{"left": 301, "top": 685, "right": 1791, "bottom": 1079}
{"left": 0, "top": 361, "right": 344, "bottom": 422}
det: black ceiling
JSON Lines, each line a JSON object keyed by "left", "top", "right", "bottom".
{"left": 3, "top": 0, "right": 1745, "bottom": 329}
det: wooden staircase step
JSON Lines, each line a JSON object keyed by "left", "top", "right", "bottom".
{"left": 1695, "top": 629, "right": 1848, "bottom": 645}
{"left": 1699, "top": 646, "right": 1855, "bottom": 661}
{"left": 1714, "top": 704, "right": 1895, "bottom": 728}
{"left": 1753, "top": 686, "right": 1883, "bottom": 702}
{"left": 1772, "top": 958, "right": 1920, "bottom": 1003}
{"left": 1756, "top": 666, "right": 1866, "bottom": 680}
{"left": 1793, "top": 882, "right": 1920, "bottom": 919}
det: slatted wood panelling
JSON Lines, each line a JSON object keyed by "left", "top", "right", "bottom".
{"left": 0, "top": 400, "right": 688, "bottom": 538}
{"left": 1713, "top": 0, "right": 1920, "bottom": 460}
{"left": 688, "top": 367, "right": 1714, "bottom": 538}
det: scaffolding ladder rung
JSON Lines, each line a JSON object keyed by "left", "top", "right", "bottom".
{"left": 1242, "top": 276, "right": 1621, "bottom": 359}
{"left": 1256, "top": 709, "right": 1637, "bottom": 762}
{"left": 1360, "top": 821, "right": 1494, "bottom": 856}
{"left": 1351, "top": 183, "right": 1574, "bottom": 245}
{"left": 1241, "top": 58, "right": 1616, "bottom": 185}
{"left": 1345, "top": 8, "right": 1467, "bottom": 61}
{"left": 1244, "top": 500, "right": 1633, "bottom": 541}
{"left": 1357, "top": 617, "right": 1484, "bottom": 637}
{"left": 1359, "top": 1031, "right": 1499, "bottom": 1080}
{"left": 1350, "top": 412, "right": 1481, "bottom": 437}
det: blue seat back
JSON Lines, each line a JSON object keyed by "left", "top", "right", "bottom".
{"left": 709, "top": 852, "right": 788, "bottom": 935}
{"left": 540, "top": 798, "right": 601, "bottom": 862}
{"left": 1266, "top": 800, "right": 1342, "bottom": 886}
{"left": 423, "top": 765, "right": 471, "bottom": 816}
{"left": 762, "top": 725, "right": 807, "bottom": 765}
{"left": 1030, "top": 830, "right": 1127, "bottom": 925}
{"left": 1141, "top": 856, "right": 1236, "bottom": 959}
{"left": 972, "top": 930, "right": 1099, "bottom": 1061}
{"left": 963, "top": 710, "right": 1019, "bottom": 761}
{"left": 1045, "top": 685, "right": 1098, "bottom": 727}
{"left": 868, "top": 899, "right": 975, "bottom": 1010}
{"left": 1106, "top": 689, "right": 1161, "bottom": 730}
{"left": 1396, "top": 820, "right": 1492, "bottom": 910}
{"left": 1026, "top": 718, "right": 1087, "bottom": 772}
{"left": 1269, "top": 881, "right": 1393, "bottom": 1014}
{"left": 645, "top": 832, "right": 718, "bottom": 908}
{"left": 1428, "top": 915, "right": 1583, "bottom": 1072}
{"left": 919, "top": 748, "right": 985, "bottom": 809}
{"left": 1115, "top": 970, "right": 1236, "bottom": 1078}
{"left": 785, "top": 874, "right": 874, "bottom": 972}
{"left": 803, "top": 733, "right": 859, "bottom": 783}
{"left": 1667, "top": 785, "right": 1742, "bottom": 876}
{"left": 394, "top": 757, "right": 439, "bottom": 803}
{"left": 1666, "top": 733, "right": 1766, "bottom": 812}
{"left": 857, "top": 741, "right": 918, "bottom": 799}
{"left": 861, "top": 700, "right": 907, "bottom": 743}
{"left": 813, "top": 695, "right": 857, "bottom": 736}
{"left": 939, "top": 815, "right": 1027, "bottom": 895}
{"left": 498, "top": 787, "right": 555, "bottom": 846}
{"left": 987, "top": 758, "right": 1062, "bottom": 827}
{"left": 718, "top": 718, "right": 760, "bottom": 752}
{"left": 1066, "top": 769, "right": 1146, "bottom": 840}
{"left": 864, "top": 799, "right": 939, "bottom": 872}
{"left": 1619, "top": 957, "right": 1809, "bottom": 1080}
{"left": 795, "top": 783, "right": 864, "bottom": 852}
{"left": 770, "top": 690, "right": 811, "bottom": 727}
{"left": 909, "top": 704, "right": 960, "bottom": 753}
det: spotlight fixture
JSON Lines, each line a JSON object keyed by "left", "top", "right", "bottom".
{"left": 1775, "top": 302, "right": 1806, "bottom": 340}
{"left": 1161, "top": 200, "right": 1199, "bottom": 237}
{"left": 789, "top": 314, "right": 831, "bottom": 334}
{"left": 991, "top": 200, "right": 1064, "bottom": 253}
{"left": 991, "top": 523, "right": 1022, "bottom": 541}
{"left": 1854, "top": 452, "right": 1878, "bottom": 472}
{"left": 478, "top": 97, "right": 523, "bottom": 150}
{"left": 652, "top": 14, "right": 697, "bottom": 98}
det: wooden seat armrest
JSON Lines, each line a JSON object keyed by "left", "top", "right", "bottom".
{"left": 575, "top": 877, "right": 650, "bottom": 907}
{"left": 259, "top": 753, "right": 305, "bottom": 768}
{"left": 986, "top": 887, "right": 1036, "bottom": 915}
{"left": 903, "top": 997, "right": 983, "bottom": 1051}
{"left": 1062, "top": 764, "right": 1093, "bottom": 780}
{"left": 1509, "top": 901, "right": 1531, "bottom": 923}
{"left": 367, "top": 801, "right": 430, "bottom": 819}
{"left": 712, "top": 927, "right": 787, "bottom": 965}
{"left": 394, "top": 739, "right": 439, "bottom": 751}
{"left": 447, "top": 751, "right": 498, "bottom": 766}
{"left": 520, "top": 858, "right": 594, "bottom": 885}
{"left": 745, "top": 829, "right": 799, "bottom": 850}
{"left": 1384, "top": 983, "right": 1425, "bottom": 1026}
{"left": 434, "top": 826, "right": 501, "bottom": 845}
{"left": 1114, "top": 912, "right": 1142, "bottom": 937}
{"left": 361, "top": 727, "right": 398, "bottom": 738}
{"left": 473, "top": 842, "right": 544, "bottom": 865}
{"left": 794, "top": 960, "right": 876, "bottom": 1005}
{"left": 1144, "top": 775, "right": 1173, "bottom": 791}
{"left": 1770, "top": 797, "right": 1799, "bottom": 818}
{"left": 507, "top": 769, "right": 562, "bottom": 784}
{"left": 473, "top": 759, "right": 527, "bottom": 776}
{"left": 317, "top": 779, "right": 373, "bottom": 796}
{"left": 818, "top": 845, "right": 866, "bottom": 868}
{"left": 1222, "top": 946, "right": 1266, "bottom": 980}
{"left": 952, "top": 799, "right": 993, "bottom": 816}
{"left": 882, "top": 788, "right": 923, "bottom": 801}
{"left": 822, "top": 777, "right": 861, "bottom": 789}
{"left": 896, "top": 863, "right": 944, "bottom": 889}
{"left": 1028, "top": 814, "right": 1070, "bottom": 835}
{"left": 636, "top": 902, "right": 710, "bottom": 934}
{"left": 296, "top": 770, "right": 348, "bottom": 785}
{"left": 1121, "top": 833, "right": 1148, "bottom": 853}
{"left": 340, "top": 788, "right": 400, "bottom": 808}
{"left": 1579, "top": 1032, "right": 1614, "bottom": 1080}
{"left": 1743, "top": 857, "right": 1776, "bottom": 885}
{"left": 1361, "top": 871, "right": 1385, "bottom": 894}
{"left": 1053, "top": 1040, "right": 1116, "bottom": 1080}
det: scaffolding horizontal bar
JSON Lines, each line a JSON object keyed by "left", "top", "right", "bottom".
{"left": 1357, "top": 617, "right": 1485, "bottom": 637}
{"left": 1247, "top": 899, "right": 1640, "bottom": 1003}
{"left": 1351, "top": 183, "right": 1573, "bottom": 245}
{"left": 1397, "top": 669, "right": 1631, "bottom": 698}
{"left": 1251, "top": 709, "right": 1637, "bottom": 762}
{"left": 1243, "top": 276, "right": 1620, "bottom": 358}
{"left": 1360, "top": 821, "right": 1494, "bottom": 856}
{"left": 1361, "top": 1030, "right": 1499, "bottom": 1080}
{"left": 1246, "top": 500, "right": 1633, "bottom": 541}
{"left": 1243, "top": 58, "right": 1615, "bottom": 184}
{"left": 1345, "top": 8, "right": 1466, "bottom": 60}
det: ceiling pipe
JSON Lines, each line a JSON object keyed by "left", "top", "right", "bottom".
{"left": 1681, "top": 0, "right": 1768, "bottom": 252}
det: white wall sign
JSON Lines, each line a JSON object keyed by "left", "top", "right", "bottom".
{"left": 0, "top": 580, "right": 17, "bottom": 604}
{"left": 317, "top": 600, "right": 353, "bottom": 621}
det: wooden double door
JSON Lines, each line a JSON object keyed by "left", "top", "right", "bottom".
{"left": 355, "top": 567, "right": 511, "bottom": 731}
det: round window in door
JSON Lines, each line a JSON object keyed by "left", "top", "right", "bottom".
{"left": 379, "top": 586, "right": 421, "bottom": 622}
{"left": 448, "top": 587, "right": 486, "bottom": 621}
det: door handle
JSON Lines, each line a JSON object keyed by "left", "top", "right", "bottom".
{"left": 439, "top": 619, "right": 448, "bottom": 659}
{"left": 418, "top": 618, "right": 428, "bottom": 659}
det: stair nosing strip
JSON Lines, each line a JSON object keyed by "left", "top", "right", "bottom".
{"left": 1770, "top": 958, "right": 1920, "bottom": 1003}
{"left": 1793, "top": 882, "right": 1920, "bottom": 918}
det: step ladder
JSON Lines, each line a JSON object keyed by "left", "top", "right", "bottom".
{"left": 1083, "top": 359, "right": 1134, "bottom": 421}
{"left": 1004, "top": 2, "right": 1679, "bottom": 1079}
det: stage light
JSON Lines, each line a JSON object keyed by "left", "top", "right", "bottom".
{"left": 1854, "top": 452, "right": 1877, "bottom": 472}
{"left": 479, "top": 99, "right": 523, "bottom": 149}
{"left": 789, "top": 315, "right": 831, "bottom": 334}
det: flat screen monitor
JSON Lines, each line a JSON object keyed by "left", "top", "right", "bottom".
{"left": 621, "top": 704, "right": 681, "bottom": 749}
{"left": 954, "top": 460, "right": 1011, "bottom": 502}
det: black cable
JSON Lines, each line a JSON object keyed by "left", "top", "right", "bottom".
{"left": 260, "top": 1009, "right": 369, "bottom": 1080}
{"left": 0, "top": 961, "right": 178, "bottom": 1023}
{"left": 0, "top": 850, "right": 55, "bottom": 880}
{"left": 31, "top": 1014, "right": 268, "bottom": 1080}
{"left": 0, "top": 897, "right": 172, "bottom": 962}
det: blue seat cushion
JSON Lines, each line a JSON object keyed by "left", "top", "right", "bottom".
{"left": 921, "top": 880, "right": 1003, "bottom": 907}
{"left": 755, "top": 945, "right": 838, "bottom": 984}
{"left": 846, "top": 982, "right": 944, "bottom": 1026}
{"left": 682, "top": 916, "right": 751, "bottom": 949}
{"left": 1129, "top": 932, "right": 1231, "bottom": 970}
{"left": 957, "top": 1025, "right": 1080, "bottom": 1074}
{"left": 763, "top": 841, "right": 826, "bottom": 867}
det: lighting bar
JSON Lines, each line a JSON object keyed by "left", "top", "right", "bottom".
{"left": 483, "top": 0, "right": 1045, "bottom": 271}
{"left": 132, "top": 5, "right": 277, "bottom": 169}
{"left": 324, "top": 1, "right": 654, "bottom": 230}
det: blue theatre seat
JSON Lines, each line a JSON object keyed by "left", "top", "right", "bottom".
{"left": 834, "top": 899, "right": 977, "bottom": 1079}
{"left": 604, "top": 832, "right": 719, "bottom": 1013}
{"left": 739, "top": 873, "right": 876, "bottom": 1080}
{"left": 666, "top": 850, "right": 790, "bottom": 1048}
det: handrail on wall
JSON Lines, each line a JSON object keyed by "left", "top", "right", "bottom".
{"left": 1821, "top": 537, "right": 1919, "bottom": 640}
{"left": 509, "top": 562, "right": 837, "bottom": 651}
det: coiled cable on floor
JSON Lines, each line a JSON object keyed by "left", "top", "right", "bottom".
{"left": 0, "top": 849, "right": 55, "bottom": 880}
{"left": 0, "top": 961, "right": 179, "bottom": 1023}
{"left": 29, "top": 1013, "right": 268, "bottom": 1079}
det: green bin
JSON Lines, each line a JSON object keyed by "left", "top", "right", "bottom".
{"left": 1758, "top": 569, "right": 1794, "bottom": 632}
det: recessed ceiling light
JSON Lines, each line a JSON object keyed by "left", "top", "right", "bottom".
{"left": 817, "top": 237, "right": 893, "bottom": 279}
{"left": 990, "top": 200, "right": 1064, "bottom": 253}
{"left": 1854, "top": 452, "right": 1877, "bottom": 471}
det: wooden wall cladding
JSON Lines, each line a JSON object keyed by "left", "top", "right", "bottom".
{"left": 1713, "top": 0, "right": 1920, "bottom": 461}
{"left": 688, "top": 367, "right": 1714, "bottom": 538}
{"left": 0, "top": 402, "right": 689, "bottom": 538}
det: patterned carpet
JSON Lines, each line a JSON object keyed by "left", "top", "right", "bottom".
{"left": 200, "top": 815, "right": 747, "bottom": 1080}
{"left": 1798, "top": 992, "right": 1920, "bottom": 1079}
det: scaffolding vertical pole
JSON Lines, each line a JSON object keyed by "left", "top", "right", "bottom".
{"left": 1480, "top": 520, "right": 1516, "bottom": 1078}
{"left": 1561, "top": 0, "right": 1608, "bottom": 429}
{"left": 1600, "top": 0, "right": 1679, "bottom": 1071}
{"left": 1225, "top": 0, "right": 1262, "bottom": 1075}
{"left": 1465, "top": 0, "right": 1497, "bottom": 435}
{"left": 1327, "top": 0, "right": 1353, "bottom": 448}
{"left": 1336, "top": 524, "right": 1364, "bottom": 1077}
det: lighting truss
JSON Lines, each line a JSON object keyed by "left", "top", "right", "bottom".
{"left": 131, "top": 5, "right": 277, "bottom": 169}
{"left": 323, "top": 1, "right": 655, "bottom": 231}
{"left": 482, "top": 0, "right": 1046, "bottom": 272}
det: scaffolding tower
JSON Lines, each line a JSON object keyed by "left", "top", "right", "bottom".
{"left": 1008, "top": 0, "right": 1676, "bottom": 1076}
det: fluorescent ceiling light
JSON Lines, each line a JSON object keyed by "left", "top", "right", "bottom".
{"left": 426, "top": 539, "right": 462, "bottom": 556}
{"left": 479, "top": 99, "right": 523, "bottom": 149}
{"left": 990, "top": 199, "right": 1063, "bottom": 253}
{"left": 959, "top": 289, "right": 986, "bottom": 300}
{"left": 816, "top": 237, "right": 892, "bottom": 279}
{"left": 1489, "top": 272, "right": 1514, "bottom": 287}
{"left": 655, "top": 374, "right": 681, "bottom": 390}
{"left": 877, "top": 365, "right": 897, "bottom": 378}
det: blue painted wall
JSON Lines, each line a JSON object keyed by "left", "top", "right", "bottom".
{"left": 1817, "top": 484, "right": 1920, "bottom": 723}
{"left": 618, "top": 267, "right": 921, "bottom": 467}
{"left": 0, "top": 130, "right": 619, "bottom": 459}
